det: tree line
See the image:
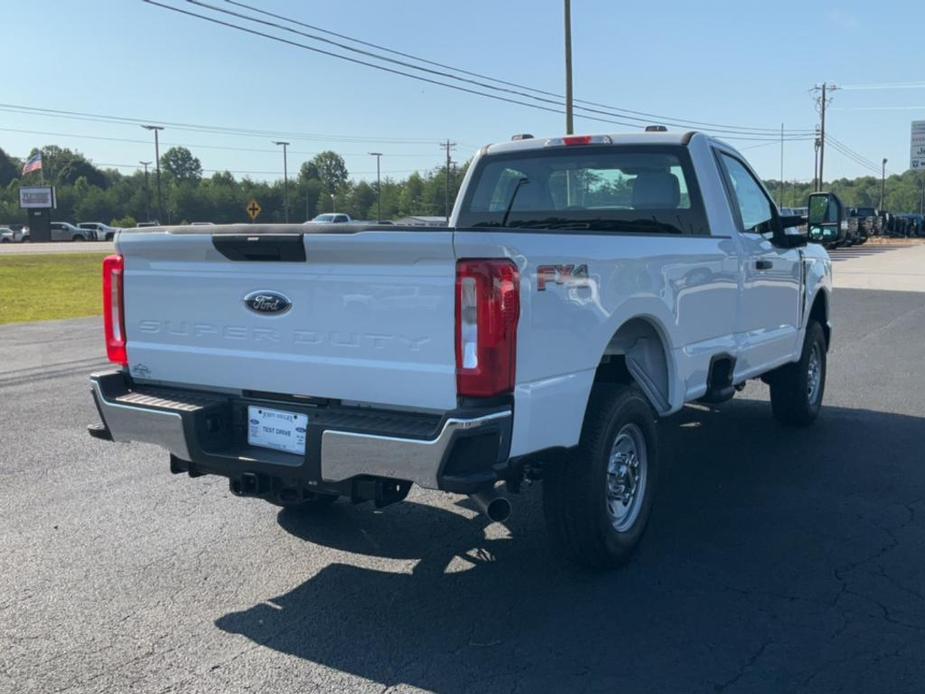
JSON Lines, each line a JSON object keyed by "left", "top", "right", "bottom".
{"left": 0, "top": 145, "right": 468, "bottom": 226}
{"left": 1, "top": 144, "right": 923, "bottom": 227}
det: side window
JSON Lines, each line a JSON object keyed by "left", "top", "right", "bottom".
{"left": 719, "top": 153, "right": 775, "bottom": 234}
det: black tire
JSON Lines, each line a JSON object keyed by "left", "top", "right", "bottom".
{"left": 543, "top": 384, "right": 659, "bottom": 569}
{"left": 72, "top": 234, "right": 84, "bottom": 242}
{"left": 769, "top": 320, "right": 827, "bottom": 427}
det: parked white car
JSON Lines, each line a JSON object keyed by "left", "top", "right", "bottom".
{"left": 77, "top": 222, "right": 119, "bottom": 241}
{"left": 88, "top": 130, "right": 836, "bottom": 568}
{"left": 306, "top": 213, "right": 352, "bottom": 224}
{"left": 0, "top": 226, "right": 27, "bottom": 242}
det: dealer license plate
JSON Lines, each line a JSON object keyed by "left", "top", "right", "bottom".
{"left": 247, "top": 406, "right": 308, "bottom": 456}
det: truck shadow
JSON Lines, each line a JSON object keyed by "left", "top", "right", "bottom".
{"left": 215, "top": 399, "right": 925, "bottom": 692}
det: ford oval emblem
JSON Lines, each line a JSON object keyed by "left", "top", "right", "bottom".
{"left": 243, "top": 290, "right": 292, "bottom": 315}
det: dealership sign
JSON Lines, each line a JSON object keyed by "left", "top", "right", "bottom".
{"left": 19, "top": 186, "right": 56, "bottom": 209}
{"left": 912, "top": 121, "right": 925, "bottom": 170}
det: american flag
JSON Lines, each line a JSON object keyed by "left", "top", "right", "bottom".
{"left": 22, "top": 152, "right": 42, "bottom": 176}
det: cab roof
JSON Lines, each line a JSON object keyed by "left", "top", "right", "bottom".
{"left": 483, "top": 130, "right": 719, "bottom": 155}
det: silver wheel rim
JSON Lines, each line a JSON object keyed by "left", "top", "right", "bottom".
{"left": 807, "top": 343, "right": 822, "bottom": 404}
{"left": 606, "top": 423, "right": 648, "bottom": 532}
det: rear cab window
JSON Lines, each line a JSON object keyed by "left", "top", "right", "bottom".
{"left": 456, "top": 145, "right": 710, "bottom": 235}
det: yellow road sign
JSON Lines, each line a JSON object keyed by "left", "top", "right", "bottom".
{"left": 246, "top": 199, "right": 262, "bottom": 221}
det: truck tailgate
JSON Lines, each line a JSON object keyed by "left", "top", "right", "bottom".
{"left": 117, "top": 229, "right": 458, "bottom": 411}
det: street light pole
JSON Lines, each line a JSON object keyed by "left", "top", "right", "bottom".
{"left": 330, "top": 193, "right": 335, "bottom": 213}
{"left": 880, "top": 158, "right": 888, "bottom": 210}
{"left": 564, "top": 0, "right": 574, "bottom": 135}
{"left": 273, "top": 141, "right": 290, "bottom": 223}
{"left": 369, "top": 152, "right": 383, "bottom": 222}
{"left": 139, "top": 161, "right": 152, "bottom": 222}
{"left": 142, "top": 125, "right": 164, "bottom": 222}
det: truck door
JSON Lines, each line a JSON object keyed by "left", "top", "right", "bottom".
{"left": 716, "top": 152, "right": 801, "bottom": 377}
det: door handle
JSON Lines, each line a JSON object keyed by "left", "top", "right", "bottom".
{"left": 755, "top": 259, "right": 773, "bottom": 270}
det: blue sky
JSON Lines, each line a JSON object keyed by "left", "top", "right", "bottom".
{"left": 4, "top": 0, "right": 924, "bottom": 184}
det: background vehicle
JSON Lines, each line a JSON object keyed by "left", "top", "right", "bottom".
{"left": 0, "top": 226, "right": 27, "bottom": 242}
{"left": 848, "top": 206, "right": 879, "bottom": 244}
{"left": 88, "top": 131, "right": 834, "bottom": 569}
{"left": 78, "top": 222, "right": 119, "bottom": 241}
{"left": 51, "top": 222, "right": 94, "bottom": 241}
{"left": 307, "top": 213, "right": 352, "bottom": 223}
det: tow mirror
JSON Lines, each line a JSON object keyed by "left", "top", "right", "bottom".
{"left": 807, "top": 192, "right": 845, "bottom": 246}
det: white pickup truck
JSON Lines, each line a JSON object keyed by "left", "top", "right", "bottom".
{"left": 88, "top": 131, "right": 838, "bottom": 568}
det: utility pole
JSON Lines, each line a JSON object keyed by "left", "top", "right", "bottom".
{"left": 813, "top": 129, "right": 821, "bottom": 192}
{"left": 812, "top": 83, "right": 836, "bottom": 191}
{"left": 440, "top": 140, "right": 457, "bottom": 224}
{"left": 139, "top": 161, "right": 152, "bottom": 222}
{"left": 369, "top": 152, "right": 383, "bottom": 222}
{"left": 273, "top": 141, "right": 290, "bottom": 223}
{"left": 564, "top": 0, "right": 574, "bottom": 134}
{"left": 142, "top": 125, "right": 164, "bottom": 222}
{"left": 779, "top": 123, "right": 784, "bottom": 207}
{"left": 330, "top": 193, "right": 335, "bottom": 213}
{"left": 880, "top": 158, "right": 888, "bottom": 210}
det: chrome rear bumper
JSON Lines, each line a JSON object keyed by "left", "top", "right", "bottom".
{"left": 89, "top": 371, "right": 512, "bottom": 492}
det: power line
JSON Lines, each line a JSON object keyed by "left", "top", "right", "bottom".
{"left": 144, "top": 0, "right": 812, "bottom": 139}
{"left": 0, "top": 103, "right": 444, "bottom": 145}
{"left": 831, "top": 105, "right": 925, "bottom": 112}
{"left": 823, "top": 134, "right": 896, "bottom": 177}
{"left": 838, "top": 81, "right": 925, "bottom": 91}
{"left": 219, "top": 0, "right": 813, "bottom": 136}
{"left": 95, "top": 161, "right": 418, "bottom": 176}
{"left": 0, "top": 125, "right": 432, "bottom": 157}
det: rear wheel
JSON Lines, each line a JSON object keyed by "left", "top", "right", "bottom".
{"left": 72, "top": 234, "right": 84, "bottom": 242}
{"left": 543, "top": 384, "right": 659, "bottom": 569}
{"left": 769, "top": 320, "right": 827, "bottom": 426}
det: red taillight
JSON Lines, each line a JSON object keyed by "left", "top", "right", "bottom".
{"left": 563, "top": 135, "right": 593, "bottom": 146}
{"left": 455, "top": 259, "right": 520, "bottom": 398}
{"left": 102, "top": 255, "right": 127, "bottom": 366}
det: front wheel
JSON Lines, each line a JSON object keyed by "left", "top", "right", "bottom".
{"left": 72, "top": 234, "right": 84, "bottom": 242}
{"left": 769, "top": 320, "right": 827, "bottom": 426}
{"left": 543, "top": 384, "right": 659, "bottom": 569}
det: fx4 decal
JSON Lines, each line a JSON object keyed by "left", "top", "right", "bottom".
{"left": 536, "top": 264, "right": 590, "bottom": 291}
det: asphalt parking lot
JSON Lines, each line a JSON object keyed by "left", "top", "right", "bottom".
{"left": 2, "top": 244, "right": 925, "bottom": 693}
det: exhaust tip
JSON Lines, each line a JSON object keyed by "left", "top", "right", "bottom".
{"left": 485, "top": 495, "right": 512, "bottom": 523}
{"left": 469, "top": 488, "right": 512, "bottom": 523}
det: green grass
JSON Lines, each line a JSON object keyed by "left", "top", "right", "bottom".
{"left": 0, "top": 253, "right": 108, "bottom": 324}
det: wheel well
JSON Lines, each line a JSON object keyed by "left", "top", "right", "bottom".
{"left": 594, "top": 317, "right": 671, "bottom": 414}
{"left": 809, "top": 292, "right": 830, "bottom": 348}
